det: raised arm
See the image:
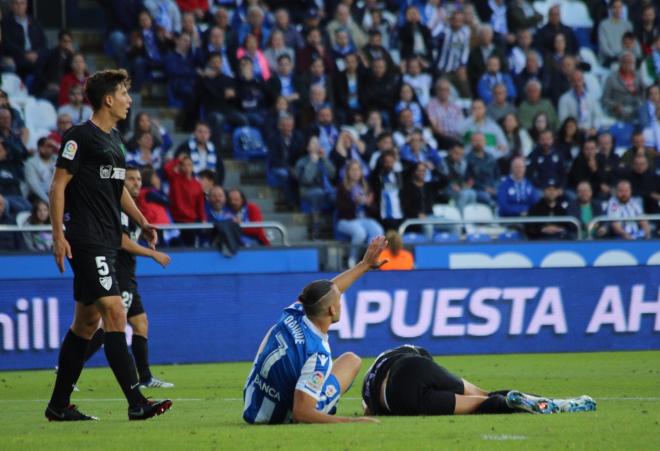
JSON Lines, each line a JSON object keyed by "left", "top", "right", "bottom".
{"left": 332, "top": 236, "right": 388, "bottom": 294}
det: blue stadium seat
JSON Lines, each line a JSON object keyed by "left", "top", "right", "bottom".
{"left": 498, "top": 230, "right": 522, "bottom": 241}
{"left": 232, "top": 126, "right": 268, "bottom": 161}
{"left": 466, "top": 233, "right": 492, "bottom": 242}
{"left": 607, "top": 122, "right": 634, "bottom": 149}
{"left": 433, "top": 232, "right": 461, "bottom": 243}
{"left": 402, "top": 233, "right": 428, "bottom": 244}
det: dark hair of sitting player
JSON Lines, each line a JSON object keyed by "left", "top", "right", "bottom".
{"left": 298, "top": 279, "right": 334, "bottom": 318}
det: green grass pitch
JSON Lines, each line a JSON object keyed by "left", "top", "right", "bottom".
{"left": 1, "top": 351, "right": 658, "bottom": 450}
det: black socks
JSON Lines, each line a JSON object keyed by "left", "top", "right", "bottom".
{"left": 84, "top": 328, "right": 105, "bottom": 361}
{"left": 476, "top": 395, "right": 518, "bottom": 414}
{"left": 49, "top": 329, "right": 89, "bottom": 408}
{"left": 103, "top": 332, "right": 146, "bottom": 407}
{"left": 131, "top": 335, "right": 152, "bottom": 383}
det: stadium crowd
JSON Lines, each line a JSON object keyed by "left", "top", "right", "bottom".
{"left": 0, "top": 0, "right": 659, "bottom": 254}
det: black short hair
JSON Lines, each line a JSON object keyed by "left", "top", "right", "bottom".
{"left": 125, "top": 164, "right": 140, "bottom": 172}
{"left": 276, "top": 53, "right": 291, "bottom": 63}
{"left": 58, "top": 29, "right": 72, "bottom": 41}
{"left": 298, "top": 279, "right": 334, "bottom": 318}
{"left": 84, "top": 69, "right": 131, "bottom": 111}
{"left": 199, "top": 169, "right": 216, "bottom": 180}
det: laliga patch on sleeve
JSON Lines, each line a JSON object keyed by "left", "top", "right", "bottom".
{"left": 62, "top": 140, "right": 78, "bottom": 160}
{"left": 304, "top": 371, "right": 324, "bottom": 393}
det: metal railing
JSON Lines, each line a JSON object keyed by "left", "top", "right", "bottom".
{"left": 0, "top": 221, "right": 290, "bottom": 246}
{"left": 586, "top": 214, "right": 660, "bottom": 238}
{"left": 398, "top": 216, "right": 582, "bottom": 238}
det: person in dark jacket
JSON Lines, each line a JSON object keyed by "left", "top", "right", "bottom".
{"left": 467, "top": 25, "right": 509, "bottom": 95}
{"left": 34, "top": 30, "right": 74, "bottom": 103}
{"left": 567, "top": 139, "right": 606, "bottom": 198}
{"left": 526, "top": 178, "right": 574, "bottom": 240}
{"left": 362, "top": 58, "right": 399, "bottom": 124}
{"left": 235, "top": 57, "right": 269, "bottom": 130}
{"left": 267, "top": 113, "right": 304, "bottom": 207}
{"left": 369, "top": 150, "right": 404, "bottom": 232}
{"left": 334, "top": 52, "right": 366, "bottom": 121}
{"left": 0, "top": 139, "right": 30, "bottom": 214}
{"left": 399, "top": 5, "right": 433, "bottom": 66}
{"left": 532, "top": 4, "right": 579, "bottom": 56}
{"left": 164, "top": 33, "right": 198, "bottom": 108}
{"left": 1, "top": 0, "right": 48, "bottom": 78}
{"left": 567, "top": 181, "right": 606, "bottom": 237}
{"left": 526, "top": 130, "right": 566, "bottom": 191}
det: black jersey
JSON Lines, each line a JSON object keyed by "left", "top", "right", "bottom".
{"left": 55, "top": 121, "right": 127, "bottom": 249}
{"left": 361, "top": 345, "right": 433, "bottom": 415}
{"left": 117, "top": 212, "right": 140, "bottom": 290}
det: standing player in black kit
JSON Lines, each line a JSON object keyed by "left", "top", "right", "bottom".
{"left": 45, "top": 69, "right": 172, "bottom": 421}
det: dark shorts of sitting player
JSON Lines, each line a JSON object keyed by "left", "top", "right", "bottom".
{"left": 69, "top": 245, "right": 121, "bottom": 304}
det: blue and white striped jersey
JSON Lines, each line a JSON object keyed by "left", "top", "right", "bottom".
{"left": 243, "top": 303, "right": 334, "bottom": 424}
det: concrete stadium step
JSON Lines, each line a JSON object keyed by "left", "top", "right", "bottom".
{"left": 266, "top": 212, "right": 309, "bottom": 227}
{"left": 250, "top": 197, "right": 276, "bottom": 213}
{"left": 286, "top": 225, "right": 309, "bottom": 243}
{"left": 85, "top": 53, "right": 116, "bottom": 72}
{"left": 239, "top": 183, "right": 280, "bottom": 201}
{"left": 71, "top": 30, "right": 105, "bottom": 52}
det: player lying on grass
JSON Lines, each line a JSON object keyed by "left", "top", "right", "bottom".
{"left": 362, "top": 345, "right": 596, "bottom": 416}
{"left": 242, "top": 237, "right": 388, "bottom": 424}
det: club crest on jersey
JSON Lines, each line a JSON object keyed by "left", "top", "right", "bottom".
{"left": 99, "top": 276, "right": 112, "bottom": 291}
{"left": 62, "top": 140, "right": 78, "bottom": 160}
{"left": 100, "top": 165, "right": 126, "bottom": 180}
{"left": 325, "top": 384, "right": 337, "bottom": 398}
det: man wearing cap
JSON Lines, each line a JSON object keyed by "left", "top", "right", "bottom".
{"left": 243, "top": 236, "right": 388, "bottom": 424}
{"left": 525, "top": 178, "right": 573, "bottom": 240}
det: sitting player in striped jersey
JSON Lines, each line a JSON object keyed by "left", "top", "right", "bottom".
{"left": 362, "top": 345, "right": 596, "bottom": 416}
{"left": 242, "top": 237, "right": 388, "bottom": 424}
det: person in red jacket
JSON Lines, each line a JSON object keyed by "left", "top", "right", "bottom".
{"left": 176, "top": 0, "right": 208, "bottom": 18}
{"left": 58, "top": 53, "right": 89, "bottom": 106}
{"left": 226, "top": 188, "right": 270, "bottom": 246}
{"left": 164, "top": 153, "right": 207, "bottom": 246}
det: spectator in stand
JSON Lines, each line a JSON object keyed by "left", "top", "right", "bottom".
{"left": 555, "top": 117, "right": 583, "bottom": 163}
{"left": 621, "top": 131, "right": 655, "bottom": 171}
{"left": 362, "top": 3, "right": 396, "bottom": 50}
{"left": 598, "top": 0, "right": 632, "bottom": 66}
{"left": 237, "top": 34, "right": 271, "bottom": 81}
{"left": 137, "top": 165, "right": 171, "bottom": 226}
{"left": 34, "top": 30, "right": 74, "bottom": 104}
{"left": 527, "top": 129, "right": 566, "bottom": 191}
{"left": 1, "top": 0, "right": 48, "bottom": 79}
{"left": 627, "top": 154, "right": 660, "bottom": 214}
{"left": 402, "top": 57, "right": 432, "bottom": 108}
{"left": 266, "top": 54, "right": 302, "bottom": 112}
{"left": 144, "top": 0, "right": 182, "bottom": 36}
{"left": 21, "top": 199, "right": 52, "bottom": 252}
{"left": 175, "top": 121, "right": 223, "bottom": 184}
{"left": 309, "top": 105, "right": 339, "bottom": 155}
{"left": 205, "top": 185, "right": 242, "bottom": 256}
{"left": 426, "top": 78, "right": 465, "bottom": 150}
{"left": 639, "top": 85, "right": 660, "bottom": 130}
{"left": 336, "top": 159, "right": 384, "bottom": 266}
{"left": 128, "top": 9, "right": 171, "bottom": 92}
{"left": 441, "top": 143, "right": 477, "bottom": 211}
{"left": 198, "top": 169, "right": 216, "bottom": 198}
{"left": 127, "top": 112, "right": 173, "bottom": 153}
{"left": 621, "top": 32, "right": 643, "bottom": 67}
{"left": 163, "top": 153, "right": 207, "bottom": 246}
{"left": 0, "top": 90, "right": 29, "bottom": 147}
{"left": 394, "top": 84, "right": 426, "bottom": 129}
{"left": 264, "top": 30, "right": 295, "bottom": 73}
{"left": 268, "top": 113, "right": 304, "bottom": 207}
{"left": 477, "top": 56, "right": 516, "bottom": 105}
{"left": 327, "top": 3, "right": 367, "bottom": 51}
{"left": 331, "top": 128, "right": 369, "bottom": 178}
{"left": 48, "top": 113, "right": 73, "bottom": 145}
{"left": 331, "top": 28, "right": 357, "bottom": 70}
{"left": 433, "top": 10, "right": 471, "bottom": 97}
{"left": 568, "top": 181, "right": 606, "bottom": 237}
{"left": 596, "top": 131, "right": 621, "bottom": 200}
{"left": 205, "top": 185, "right": 231, "bottom": 222}
{"left": 101, "top": 0, "right": 143, "bottom": 68}
{"left": 487, "top": 83, "right": 517, "bottom": 124}
{"left": 197, "top": 26, "right": 236, "bottom": 77}
{"left": 369, "top": 150, "right": 404, "bottom": 231}
{"left": 543, "top": 32, "right": 572, "bottom": 78}
{"left": 164, "top": 32, "right": 197, "bottom": 108}
{"left": 0, "top": 194, "right": 24, "bottom": 250}
{"left": 362, "top": 57, "right": 399, "bottom": 124}
{"left": 24, "top": 136, "right": 57, "bottom": 203}
{"left": 295, "top": 135, "right": 336, "bottom": 238}
{"left": 507, "top": 1, "right": 543, "bottom": 41}
{"left": 514, "top": 50, "right": 545, "bottom": 103}
{"left": 533, "top": 4, "right": 579, "bottom": 57}
{"left": 58, "top": 85, "right": 92, "bottom": 125}
{"left": 237, "top": 5, "right": 271, "bottom": 49}
{"left": 497, "top": 156, "right": 537, "bottom": 217}
{"left": 636, "top": 3, "right": 659, "bottom": 56}
{"left": 500, "top": 113, "right": 533, "bottom": 164}
{"left": 461, "top": 99, "right": 508, "bottom": 159}
{"left": 393, "top": 108, "right": 437, "bottom": 152}
{"left": 181, "top": 12, "right": 203, "bottom": 53}
{"left": 368, "top": 132, "right": 401, "bottom": 173}
{"left": 176, "top": 0, "right": 207, "bottom": 18}
{"left": 526, "top": 179, "right": 573, "bottom": 240}
{"left": 334, "top": 53, "right": 366, "bottom": 121}
{"left": 400, "top": 130, "right": 443, "bottom": 185}
{"left": 298, "top": 84, "right": 330, "bottom": 130}
{"left": 58, "top": 53, "right": 89, "bottom": 106}
{"left": 0, "top": 139, "right": 30, "bottom": 213}
{"left": 273, "top": 8, "right": 304, "bottom": 50}
{"left": 361, "top": 29, "right": 395, "bottom": 73}
{"left": 642, "top": 34, "right": 660, "bottom": 84}
{"left": 518, "top": 80, "right": 558, "bottom": 132}
{"left": 208, "top": 7, "right": 236, "bottom": 50}
{"left": 401, "top": 161, "right": 437, "bottom": 237}
{"left": 466, "top": 132, "right": 500, "bottom": 207}
{"left": 300, "top": 57, "right": 334, "bottom": 108}
{"left": 602, "top": 52, "right": 644, "bottom": 125}
{"left": 0, "top": 109, "right": 27, "bottom": 161}
{"left": 225, "top": 188, "right": 270, "bottom": 246}
{"left": 378, "top": 230, "right": 414, "bottom": 271}
{"left": 558, "top": 71, "right": 602, "bottom": 136}
{"left": 467, "top": 25, "right": 508, "bottom": 95}
{"left": 568, "top": 138, "right": 605, "bottom": 198}
{"left": 128, "top": 132, "right": 163, "bottom": 170}
{"left": 399, "top": 5, "right": 433, "bottom": 67}
{"left": 297, "top": 27, "right": 334, "bottom": 75}
{"left": 642, "top": 104, "right": 660, "bottom": 152}
{"left": 528, "top": 112, "right": 552, "bottom": 144}
{"left": 508, "top": 29, "right": 536, "bottom": 77}
{"left": 235, "top": 57, "right": 269, "bottom": 130}
{"left": 606, "top": 179, "right": 651, "bottom": 240}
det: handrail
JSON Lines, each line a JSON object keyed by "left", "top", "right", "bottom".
{"left": 398, "top": 216, "right": 582, "bottom": 238}
{"left": 0, "top": 221, "right": 290, "bottom": 246}
{"left": 586, "top": 214, "right": 660, "bottom": 238}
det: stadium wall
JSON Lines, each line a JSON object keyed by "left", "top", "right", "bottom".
{"left": 1, "top": 266, "right": 658, "bottom": 370}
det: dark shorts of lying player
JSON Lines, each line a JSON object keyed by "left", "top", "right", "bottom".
{"left": 361, "top": 345, "right": 597, "bottom": 416}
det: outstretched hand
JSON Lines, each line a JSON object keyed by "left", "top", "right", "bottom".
{"left": 360, "top": 236, "right": 389, "bottom": 269}
{"left": 141, "top": 223, "right": 158, "bottom": 249}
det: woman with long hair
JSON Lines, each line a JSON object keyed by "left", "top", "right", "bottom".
{"left": 555, "top": 116, "right": 584, "bottom": 163}
{"left": 22, "top": 199, "right": 52, "bottom": 251}
{"left": 336, "top": 159, "right": 384, "bottom": 266}
{"left": 126, "top": 111, "right": 173, "bottom": 153}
